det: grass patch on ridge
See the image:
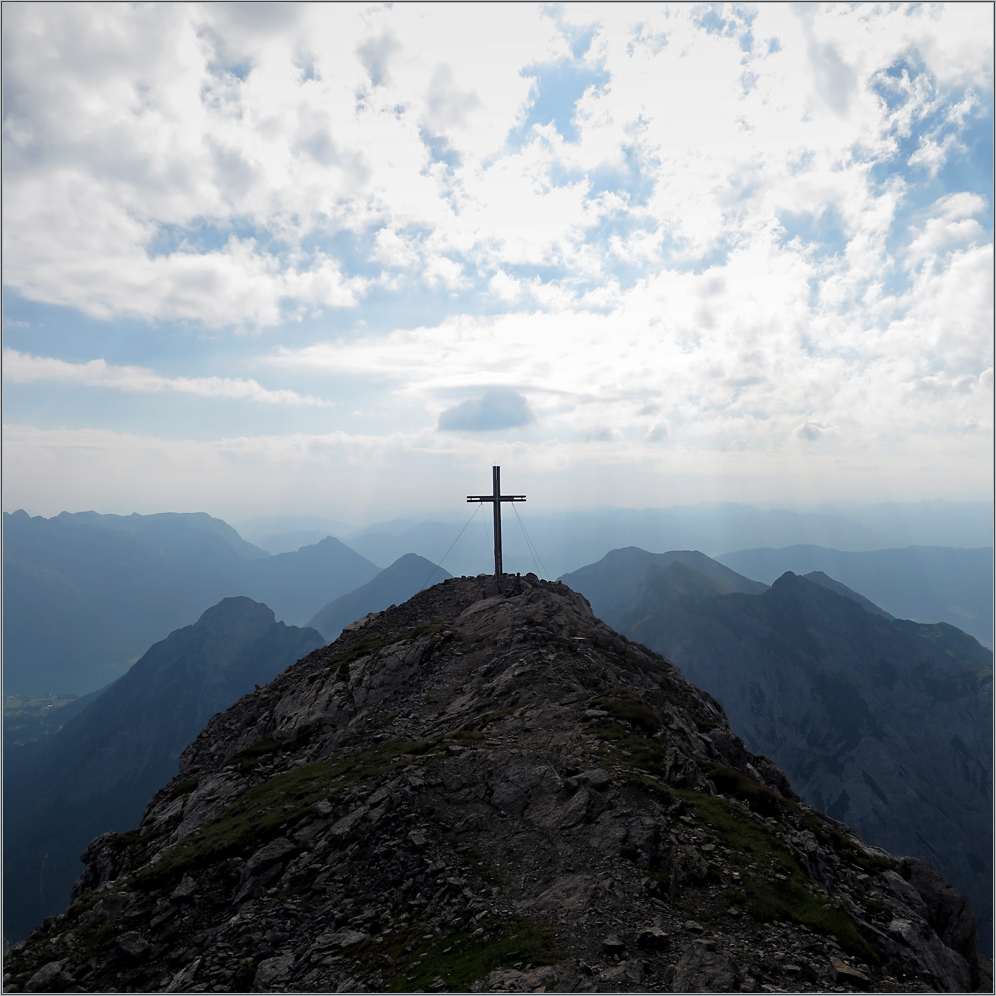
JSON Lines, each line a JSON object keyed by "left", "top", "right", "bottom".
{"left": 591, "top": 726, "right": 875, "bottom": 962}
{"left": 594, "top": 687, "right": 662, "bottom": 734}
{"left": 382, "top": 917, "right": 563, "bottom": 992}
{"left": 673, "top": 790, "right": 876, "bottom": 963}
{"left": 134, "top": 738, "right": 441, "bottom": 885}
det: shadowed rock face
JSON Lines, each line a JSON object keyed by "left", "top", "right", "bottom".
{"left": 4, "top": 576, "right": 990, "bottom": 993}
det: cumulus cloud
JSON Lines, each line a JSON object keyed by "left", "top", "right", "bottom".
{"left": 425, "top": 64, "right": 480, "bottom": 129}
{"left": 2, "top": 3, "right": 988, "bottom": 331}
{"left": 1, "top": 4, "right": 991, "bottom": 511}
{"left": 437, "top": 388, "right": 535, "bottom": 432}
{"left": 795, "top": 421, "right": 834, "bottom": 442}
{"left": 356, "top": 32, "right": 402, "bottom": 88}
{"left": 2, "top": 350, "right": 326, "bottom": 406}
{"left": 584, "top": 427, "right": 622, "bottom": 443}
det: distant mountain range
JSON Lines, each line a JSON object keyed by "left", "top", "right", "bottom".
{"left": 3, "top": 596, "right": 323, "bottom": 942}
{"left": 336, "top": 500, "right": 993, "bottom": 579}
{"left": 6, "top": 506, "right": 991, "bottom": 694}
{"left": 3, "top": 510, "right": 379, "bottom": 694}
{"left": 717, "top": 544, "right": 994, "bottom": 648}
{"left": 562, "top": 547, "right": 994, "bottom": 949}
{"left": 308, "top": 553, "right": 453, "bottom": 642}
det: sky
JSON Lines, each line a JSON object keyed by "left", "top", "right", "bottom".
{"left": 2, "top": 2, "right": 993, "bottom": 526}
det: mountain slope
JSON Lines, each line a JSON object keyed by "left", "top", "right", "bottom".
{"left": 307, "top": 552, "right": 452, "bottom": 641}
{"left": 802, "top": 571, "right": 895, "bottom": 620}
{"left": 717, "top": 545, "right": 994, "bottom": 648}
{"left": 564, "top": 551, "right": 993, "bottom": 949}
{"left": 560, "top": 547, "right": 766, "bottom": 621}
{"left": 239, "top": 536, "right": 381, "bottom": 626}
{"left": 3, "top": 575, "right": 986, "bottom": 993}
{"left": 2, "top": 510, "right": 377, "bottom": 694}
{"left": 3, "top": 597, "right": 323, "bottom": 942}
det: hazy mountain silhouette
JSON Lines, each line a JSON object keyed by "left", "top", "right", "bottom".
{"left": 562, "top": 550, "right": 994, "bottom": 949}
{"left": 717, "top": 545, "right": 993, "bottom": 648}
{"left": 3, "top": 596, "right": 323, "bottom": 942}
{"left": 340, "top": 501, "right": 994, "bottom": 580}
{"left": 3, "top": 510, "right": 378, "bottom": 694}
{"left": 308, "top": 553, "right": 453, "bottom": 641}
{"left": 561, "top": 547, "right": 766, "bottom": 626}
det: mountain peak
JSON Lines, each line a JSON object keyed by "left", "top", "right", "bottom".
{"left": 5, "top": 576, "right": 986, "bottom": 993}
{"left": 306, "top": 551, "right": 453, "bottom": 641}
{"left": 197, "top": 595, "right": 277, "bottom": 628}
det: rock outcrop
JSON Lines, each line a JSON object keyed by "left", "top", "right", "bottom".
{"left": 4, "top": 575, "right": 990, "bottom": 993}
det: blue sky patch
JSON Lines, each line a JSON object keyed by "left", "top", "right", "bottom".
{"left": 509, "top": 57, "right": 610, "bottom": 145}
{"left": 777, "top": 206, "right": 849, "bottom": 257}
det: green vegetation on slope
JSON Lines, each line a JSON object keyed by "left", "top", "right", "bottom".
{"left": 589, "top": 695, "right": 878, "bottom": 962}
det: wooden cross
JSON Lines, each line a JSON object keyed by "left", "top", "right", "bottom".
{"left": 467, "top": 466, "right": 525, "bottom": 578}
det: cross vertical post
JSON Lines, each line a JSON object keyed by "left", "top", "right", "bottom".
{"left": 492, "top": 465, "right": 502, "bottom": 576}
{"left": 467, "top": 466, "right": 525, "bottom": 580}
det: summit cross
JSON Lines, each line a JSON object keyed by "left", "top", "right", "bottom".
{"left": 467, "top": 466, "right": 525, "bottom": 579}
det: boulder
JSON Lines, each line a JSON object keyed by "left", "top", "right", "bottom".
{"left": 904, "top": 856, "right": 980, "bottom": 981}
{"left": 164, "top": 957, "right": 201, "bottom": 993}
{"left": 247, "top": 836, "right": 297, "bottom": 876}
{"left": 24, "top": 960, "right": 66, "bottom": 992}
{"left": 601, "top": 934, "right": 625, "bottom": 956}
{"left": 830, "top": 956, "right": 869, "bottom": 985}
{"left": 170, "top": 873, "right": 198, "bottom": 902}
{"left": 637, "top": 925, "right": 669, "bottom": 951}
{"left": 672, "top": 940, "right": 742, "bottom": 992}
{"left": 116, "top": 932, "right": 150, "bottom": 959}
{"left": 253, "top": 952, "right": 295, "bottom": 991}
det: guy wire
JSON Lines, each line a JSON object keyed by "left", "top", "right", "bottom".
{"left": 418, "top": 502, "right": 482, "bottom": 592}
{"left": 511, "top": 502, "right": 548, "bottom": 579}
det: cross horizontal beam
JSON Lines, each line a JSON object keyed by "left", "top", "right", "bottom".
{"left": 466, "top": 495, "right": 526, "bottom": 502}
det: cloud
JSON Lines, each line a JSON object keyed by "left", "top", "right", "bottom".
{"left": 807, "top": 40, "right": 856, "bottom": 115}
{"left": 489, "top": 270, "right": 522, "bottom": 301}
{"left": 2, "top": 350, "right": 327, "bottom": 406}
{"left": 356, "top": 32, "right": 401, "bottom": 87}
{"left": 584, "top": 426, "right": 622, "bottom": 443}
{"left": 425, "top": 64, "right": 480, "bottom": 129}
{"left": 0, "top": 4, "right": 991, "bottom": 511}
{"left": 2, "top": 2, "right": 991, "bottom": 333}
{"left": 645, "top": 422, "right": 669, "bottom": 443}
{"left": 437, "top": 388, "right": 535, "bottom": 432}
{"left": 795, "top": 420, "right": 834, "bottom": 442}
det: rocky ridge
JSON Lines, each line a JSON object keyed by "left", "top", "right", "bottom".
{"left": 4, "top": 575, "right": 990, "bottom": 993}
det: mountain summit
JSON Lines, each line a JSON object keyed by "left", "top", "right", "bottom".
{"left": 5, "top": 576, "right": 988, "bottom": 993}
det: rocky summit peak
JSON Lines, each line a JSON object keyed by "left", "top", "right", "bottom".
{"left": 5, "top": 575, "right": 989, "bottom": 993}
